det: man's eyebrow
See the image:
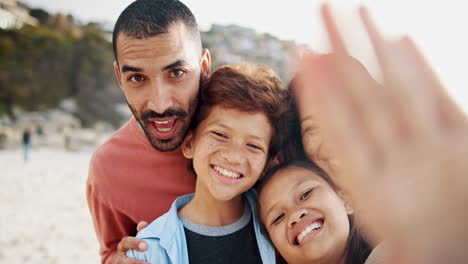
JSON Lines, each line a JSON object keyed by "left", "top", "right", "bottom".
{"left": 162, "top": 60, "right": 187, "bottom": 71}
{"left": 121, "top": 65, "right": 143, "bottom": 73}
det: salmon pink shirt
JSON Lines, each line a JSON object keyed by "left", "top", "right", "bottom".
{"left": 87, "top": 117, "right": 195, "bottom": 264}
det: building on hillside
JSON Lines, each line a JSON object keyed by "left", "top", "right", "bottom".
{"left": 0, "top": 0, "right": 38, "bottom": 29}
{"left": 202, "top": 24, "right": 295, "bottom": 82}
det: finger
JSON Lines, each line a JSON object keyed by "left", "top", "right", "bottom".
{"left": 334, "top": 54, "right": 399, "bottom": 154}
{"left": 295, "top": 53, "right": 374, "bottom": 183}
{"left": 136, "top": 221, "right": 149, "bottom": 232}
{"left": 321, "top": 3, "right": 349, "bottom": 54}
{"left": 401, "top": 36, "right": 468, "bottom": 132}
{"left": 359, "top": 7, "right": 436, "bottom": 140}
{"left": 118, "top": 236, "right": 148, "bottom": 252}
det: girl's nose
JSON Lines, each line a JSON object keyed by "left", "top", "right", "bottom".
{"left": 288, "top": 209, "right": 308, "bottom": 228}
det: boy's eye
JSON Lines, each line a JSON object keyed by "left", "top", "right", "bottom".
{"left": 211, "top": 131, "right": 227, "bottom": 139}
{"left": 300, "top": 189, "right": 313, "bottom": 201}
{"left": 246, "top": 143, "right": 262, "bottom": 150}
{"left": 272, "top": 213, "right": 285, "bottom": 225}
{"left": 129, "top": 74, "right": 145, "bottom": 83}
{"left": 169, "top": 69, "right": 186, "bottom": 78}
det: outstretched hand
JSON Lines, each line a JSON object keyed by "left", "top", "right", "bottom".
{"left": 294, "top": 4, "right": 468, "bottom": 263}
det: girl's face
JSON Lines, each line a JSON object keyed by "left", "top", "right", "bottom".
{"left": 183, "top": 105, "right": 272, "bottom": 201}
{"left": 259, "top": 165, "right": 352, "bottom": 264}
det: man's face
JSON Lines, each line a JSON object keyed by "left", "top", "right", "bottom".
{"left": 114, "top": 22, "right": 210, "bottom": 151}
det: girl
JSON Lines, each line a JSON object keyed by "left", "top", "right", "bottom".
{"left": 257, "top": 160, "right": 374, "bottom": 264}
{"left": 127, "top": 64, "right": 288, "bottom": 263}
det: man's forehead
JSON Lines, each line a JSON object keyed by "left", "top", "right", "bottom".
{"left": 116, "top": 23, "right": 199, "bottom": 60}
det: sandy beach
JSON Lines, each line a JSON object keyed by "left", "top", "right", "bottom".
{"left": 0, "top": 147, "right": 100, "bottom": 263}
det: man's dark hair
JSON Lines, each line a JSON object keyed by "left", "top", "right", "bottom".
{"left": 112, "top": 0, "right": 199, "bottom": 60}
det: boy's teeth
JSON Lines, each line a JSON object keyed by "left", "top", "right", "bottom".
{"left": 213, "top": 166, "right": 241, "bottom": 179}
{"left": 297, "top": 221, "right": 322, "bottom": 245}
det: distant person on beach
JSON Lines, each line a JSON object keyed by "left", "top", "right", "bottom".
{"left": 22, "top": 126, "right": 32, "bottom": 161}
{"left": 86, "top": 0, "right": 211, "bottom": 263}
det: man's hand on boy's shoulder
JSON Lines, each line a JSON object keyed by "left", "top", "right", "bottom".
{"left": 114, "top": 221, "right": 149, "bottom": 264}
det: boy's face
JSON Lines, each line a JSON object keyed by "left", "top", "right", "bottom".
{"left": 259, "top": 166, "right": 352, "bottom": 264}
{"left": 182, "top": 105, "right": 272, "bottom": 201}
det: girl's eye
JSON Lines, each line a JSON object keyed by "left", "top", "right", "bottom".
{"left": 169, "top": 69, "right": 186, "bottom": 78}
{"left": 300, "top": 189, "right": 313, "bottom": 201}
{"left": 211, "top": 131, "right": 227, "bottom": 139}
{"left": 272, "top": 213, "right": 285, "bottom": 225}
{"left": 129, "top": 74, "right": 145, "bottom": 82}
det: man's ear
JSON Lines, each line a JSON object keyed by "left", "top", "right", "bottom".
{"left": 113, "top": 61, "right": 123, "bottom": 88}
{"left": 338, "top": 192, "right": 354, "bottom": 215}
{"left": 182, "top": 131, "right": 195, "bottom": 159}
{"left": 200, "top": 48, "right": 211, "bottom": 78}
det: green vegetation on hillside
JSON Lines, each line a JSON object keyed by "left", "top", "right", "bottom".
{"left": 0, "top": 9, "right": 123, "bottom": 127}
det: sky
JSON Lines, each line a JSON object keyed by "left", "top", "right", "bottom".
{"left": 20, "top": 0, "right": 468, "bottom": 110}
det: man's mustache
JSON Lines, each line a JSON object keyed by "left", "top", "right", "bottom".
{"left": 141, "top": 108, "right": 188, "bottom": 120}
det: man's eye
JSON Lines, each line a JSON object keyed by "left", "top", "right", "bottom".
{"left": 272, "top": 213, "right": 285, "bottom": 225}
{"left": 169, "top": 69, "right": 186, "bottom": 78}
{"left": 300, "top": 189, "right": 313, "bottom": 201}
{"left": 212, "top": 131, "right": 227, "bottom": 139}
{"left": 129, "top": 74, "right": 145, "bottom": 83}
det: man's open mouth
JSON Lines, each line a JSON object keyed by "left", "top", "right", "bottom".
{"left": 147, "top": 118, "right": 180, "bottom": 140}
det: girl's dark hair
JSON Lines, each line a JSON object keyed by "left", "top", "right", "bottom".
{"left": 257, "top": 159, "right": 372, "bottom": 264}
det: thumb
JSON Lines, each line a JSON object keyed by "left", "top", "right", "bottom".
{"left": 137, "top": 221, "right": 149, "bottom": 232}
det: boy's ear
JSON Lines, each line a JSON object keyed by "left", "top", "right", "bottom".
{"left": 338, "top": 192, "right": 354, "bottom": 215}
{"left": 182, "top": 131, "right": 195, "bottom": 159}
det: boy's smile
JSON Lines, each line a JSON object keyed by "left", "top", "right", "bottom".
{"left": 211, "top": 164, "right": 243, "bottom": 183}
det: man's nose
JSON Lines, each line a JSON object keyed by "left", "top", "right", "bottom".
{"left": 288, "top": 209, "right": 308, "bottom": 228}
{"left": 147, "top": 83, "right": 174, "bottom": 114}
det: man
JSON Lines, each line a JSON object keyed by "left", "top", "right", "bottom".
{"left": 86, "top": 0, "right": 211, "bottom": 263}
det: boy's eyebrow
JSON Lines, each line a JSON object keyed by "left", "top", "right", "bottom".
{"left": 247, "top": 135, "right": 267, "bottom": 142}
{"left": 162, "top": 60, "right": 187, "bottom": 71}
{"left": 121, "top": 65, "right": 143, "bottom": 73}
{"left": 207, "top": 122, "right": 269, "bottom": 143}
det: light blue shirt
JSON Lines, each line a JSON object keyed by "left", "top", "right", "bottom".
{"left": 127, "top": 189, "right": 276, "bottom": 264}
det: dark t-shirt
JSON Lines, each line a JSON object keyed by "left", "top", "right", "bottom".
{"left": 181, "top": 201, "right": 262, "bottom": 264}
{"left": 184, "top": 219, "right": 262, "bottom": 264}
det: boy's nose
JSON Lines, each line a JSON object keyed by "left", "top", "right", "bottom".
{"left": 220, "top": 144, "right": 244, "bottom": 165}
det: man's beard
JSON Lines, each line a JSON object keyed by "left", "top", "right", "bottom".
{"left": 127, "top": 75, "right": 203, "bottom": 152}
{"left": 128, "top": 95, "right": 198, "bottom": 152}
